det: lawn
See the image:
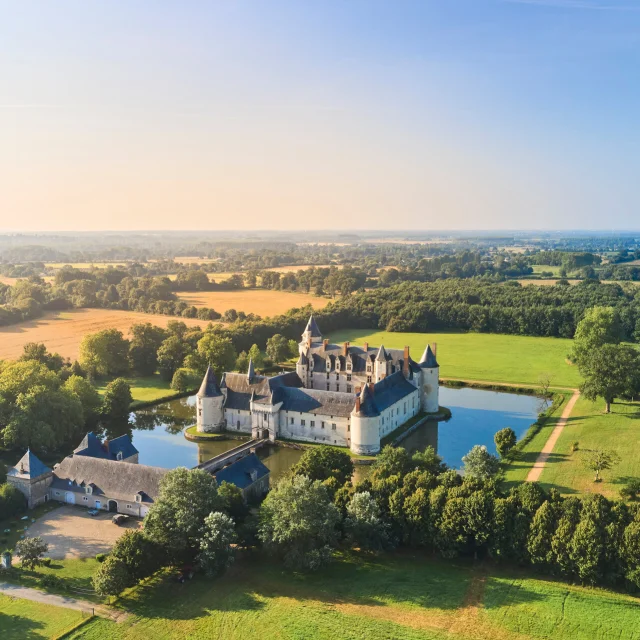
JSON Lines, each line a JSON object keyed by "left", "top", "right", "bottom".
{"left": 538, "top": 396, "right": 640, "bottom": 498}
{"left": 0, "top": 592, "right": 88, "bottom": 638}
{"left": 329, "top": 330, "right": 581, "bottom": 389}
{"left": 95, "top": 373, "right": 180, "bottom": 405}
{"left": 65, "top": 553, "right": 640, "bottom": 640}
{"left": 502, "top": 392, "right": 573, "bottom": 488}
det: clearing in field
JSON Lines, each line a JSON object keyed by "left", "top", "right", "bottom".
{"left": 0, "top": 308, "right": 205, "bottom": 362}
{"left": 329, "top": 329, "right": 581, "bottom": 389}
{"left": 538, "top": 396, "right": 640, "bottom": 498}
{"left": 64, "top": 553, "right": 640, "bottom": 640}
{"left": 176, "top": 289, "right": 329, "bottom": 316}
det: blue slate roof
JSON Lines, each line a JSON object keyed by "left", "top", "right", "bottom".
{"left": 74, "top": 432, "right": 110, "bottom": 460}
{"left": 8, "top": 450, "right": 52, "bottom": 479}
{"left": 213, "top": 453, "right": 270, "bottom": 490}
{"left": 198, "top": 365, "right": 222, "bottom": 398}
{"left": 107, "top": 434, "right": 139, "bottom": 460}
{"left": 304, "top": 315, "right": 322, "bottom": 338}
{"left": 355, "top": 384, "right": 380, "bottom": 418}
{"left": 371, "top": 371, "right": 417, "bottom": 412}
{"left": 419, "top": 345, "right": 439, "bottom": 368}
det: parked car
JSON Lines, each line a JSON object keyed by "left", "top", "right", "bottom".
{"left": 112, "top": 514, "right": 129, "bottom": 525}
{"left": 87, "top": 509, "right": 100, "bottom": 517}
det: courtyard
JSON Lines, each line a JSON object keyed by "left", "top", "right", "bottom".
{"left": 25, "top": 505, "right": 140, "bottom": 559}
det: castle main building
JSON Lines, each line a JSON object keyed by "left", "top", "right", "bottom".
{"left": 197, "top": 316, "right": 439, "bottom": 454}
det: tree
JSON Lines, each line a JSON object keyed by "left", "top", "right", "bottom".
{"left": 92, "top": 556, "right": 132, "bottom": 596}
{"left": 196, "top": 333, "right": 237, "bottom": 379}
{"left": 63, "top": 375, "right": 103, "bottom": 428}
{"left": 144, "top": 468, "right": 224, "bottom": 563}
{"left": 79, "top": 329, "right": 130, "bottom": 378}
{"left": 19, "top": 342, "right": 64, "bottom": 371}
{"left": 15, "top": 537, "right": 48, "bottom": 570}
{"left": 196, "top": 512, "right": 236, "bottom": 577}
{"left": 344, "top": 491, "right": 391, "bottom": 551}
{"left": 101, "top": 378, "right": 133, "bottom": 423}
{"left": 571, "top": 306, "right": 623, "bottom": 366}
{"left": 259, "top": 475, "right": 341, "bottom": 571}
{"left": 235, "top": 351, "right": 249, "bottom": 372}
{"left": 128, "top": 323, "right": 167, "bottom": 376}
{"left": 527, "top": 501, "right": 558, "bottom": 569}
{"left": 581, "top": 449, "right": 620, "bottom": 482}
{"left": 218, "top": 481, "right": 248, "bottom": 523}
{"left": 287, "top": 339, "right": 299, "bottom": 359}
{"left": 494, "top": 428, "right": 517, "bottom": 459}
{"left": 170, "top": 368, "right": 191, "bottom": 392}
{"left": 265, "top": 334, "right": 290, "bottom": 364}
{"left": 110, "top": 530, "right": 160, "bottom": 582}
{"left": 291, "top": 447, "right": 354, "bottom": 485}
{"left": 462, "top": 445, "right": 500, "bottom": 480}
{"left": 247, "top": 344, "right": 264, "bottom": 369}
{"left": 579, "top": 343, "right": 640, "bottom": 413}
{"left": 0, "top": 483, "right": 27, "bottom": 518}
{"left": 157, "top": 335, "right": 188, "bottom": 381}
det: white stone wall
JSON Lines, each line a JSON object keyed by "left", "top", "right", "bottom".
{"left": 278, "top": 410, "right": 351, "bottom": 447}
{"left": 224, "top": 409, "right": 253, "bottom": 434}
{"left": 420, "top": 368, "right": 440, "bottom": 413}
{"left": 49, "top": 489, "right": 147, "bottom": 517}
{"left": 197, "top": 395, "right": 225, "bottom": 433}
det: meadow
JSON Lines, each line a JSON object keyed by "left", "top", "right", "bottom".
{"left": 64, "top": 553, "right": 640, "bottom": 640}
{"left": 538, "top": 396, "right": 640, "bottom": 498}
{"left": 329, "top": 329, "right": 581, "bottom": 388}
{"left": 176, "top": 289, "right": 329, "bottom": 316}
{"left": 95, "top": 373, "right": 176, "bottom": 405}
{"left": 0, "top": 308, "right": 205, "bottom": 362}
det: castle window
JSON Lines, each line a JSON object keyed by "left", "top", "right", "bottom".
{"left": 301, "top": 419, "right": 306, "bottom": 426}
{"left": 347, "top": 385, "right": 351, "bottom": 393}
{"left": 346, "top": 364, "right": 351, "bottom": 371}
{"left": 332, "top": 423, "right": 337, "bottom": 430}
{"left": 326, "top": 372, "right": 329, "bottom": 380}
{"left": 290, "top": 417, "right": 294, "bottom": 425}
{"left": 310, "top": 421, "right": 315, "bottom": 427}
{"left": 327, "top": 383, "right": 330, "bottom": 391}
{"left": 83, "top": 496, "right": 88, "bottom": 502}
{"left": 335, "top": 374, "right": 339, "bottom": 380}
{"left": 117, "top": 452, "right": 123, "bottom": 461}
{"left": 347, "top": 425, "right": 350, "bottom": 432}
{"left": 346, "top": 374, "right": 351, "bottom": 381}
{"left": 237, "top": 420, "right": 240, "bottom": 429}
{"left": 321, "top": 422, "right": 325, "bottom": 428}
{"left": 198, "top": 408, "right": 202, "bottom": 416}
{"left": 367, "top": 376, "right": 372, "bottom": 383}
{"left": 404, "top": 403, "right": 406, "bottom": 413}
{"left": 135, "top": 494, "right": 142, "bottom": 503}
{"left": 55, "top": 491, "right": 61, "bottom": 496}
{"left": 127, "top": 504, "right": 132, "bottom": 509}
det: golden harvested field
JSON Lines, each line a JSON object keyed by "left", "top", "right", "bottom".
{"left": 177, "top": 289, "right": 329, "bottom": 316}
{"left": 0, "top": 276, "right": 20, "bottom": 286}
{"left": 0, "top": 309, "right": 206, "bottom": 361}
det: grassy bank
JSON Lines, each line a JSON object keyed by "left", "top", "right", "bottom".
{"left": 329, "top": 329, "right": 580, "bottom": 388}
{"left": 65, "top": 553, "right": 640, "bottom": 640}
{"left": 538, "top": 396, "right": 640, "bottom": 498}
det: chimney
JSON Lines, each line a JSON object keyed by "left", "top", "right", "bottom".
{"left": 323, "top": 338, "right": 329, "bottom": 349}
{"left": 403, "top": 346, "right": 410, "bottom": 376}
{"left": 363, "top": 341, "right": 369, "bottom": 352}
{"left": 355, "top": 395, "right": 361, "bottom": 412}
{"left": 432, "top": 342, "right": 437, "bottom": 357}
{"left": 355, "top": 386, "right": 362, "bottom": 394}
{"left": 343, "top": 341, "right": 349, "bottom": 357}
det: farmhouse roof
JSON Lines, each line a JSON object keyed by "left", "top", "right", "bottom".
{"left": 8, "top": 450, "right": 52, "bottom": 480}
{"left": 198, "top": 365, "right": 222, "bottom": 398}
{"left": 213, "top": 453, "right": 270, "bottom": 490}
{"left": 51, "top": 456, "right": 168, "bottom": 504}
{"left": 107, "top": 435, "right": 139, "bottom": 460}
{"left": 74, "top": 432, "right": 110, "bottom": 460}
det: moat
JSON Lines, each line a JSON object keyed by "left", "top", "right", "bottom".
{"left": 127, "top": 386, "right": 542, "bottom": 479}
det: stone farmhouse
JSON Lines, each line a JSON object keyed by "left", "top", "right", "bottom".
{"left": 197, "top": 315, "right": 440, "bottom": 454}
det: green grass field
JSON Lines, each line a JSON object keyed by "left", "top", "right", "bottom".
{"left": 538, "top": 396, "right": 640, "bottom": 498}
{"left": 64, "top": 553, "right": 640, "bottom": 640}
{"left": 96, "top": 374, "right": 178, "bottom": 404}
{"left": 329, "top": 330, "right": 581, "bottom": 388}
{"left": 0, "top": 593, "right": 88, "bottom": 638}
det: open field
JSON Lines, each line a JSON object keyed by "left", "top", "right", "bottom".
{"left": 95, "top": 373, "right": 177, "bottom": 404}
{"left": 177, "top": 289, "right": 329, "bottom": 316}
{"left": 329, "top": 329, "right": 581, "bottom": 388}
{"left": 538, "top": 396, "right": 640, "bottom": 498}
{"left": 0, "top": 592, "right": 88, "bottom": 638}
{"left": 514, "top": 279, "right": 581, "bottom": 286}
{"left": 67, "top": 553, "right": 640, "bottom": 640}
{"left": 0, "top": 308, "right": 206, "bottom": 362}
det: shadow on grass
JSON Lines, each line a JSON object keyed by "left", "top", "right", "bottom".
{"left": 0, "top": 611, "right": 47, "bottom": 640}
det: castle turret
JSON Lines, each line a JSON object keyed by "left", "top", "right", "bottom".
{"left": 419, "top": 344, "right": 439, "bottom": 413}
{"left": 350, "top": 385, "right": 381, "bottom": 455}
{"left": 247, "top": 358, "right": 256, "bottom": 383}
{"left": 374, "top": 345, "right": 390, "bottom": 382}
{"left": 196, "top": 365, "right": 225, "bottom": 433}
{"left": 296, "top": 349, "right": 309, "bottom": 387}
{"left": 300, "top": 315, "right": 322, "bottom": 353}
{"left": 6, "top": 450, "right": 53, "bottom": 508}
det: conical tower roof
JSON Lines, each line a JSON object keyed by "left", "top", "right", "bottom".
{"left": 8, "top": 449, "right": 52, "bottom": 479}
{"left": 375, "top": 345, "right": 388, "bottom": 362}
{"left": 355, "top": 384, "right": 380, "bottom": 417}
{"left": 304, "top": 315, "right": 322, "bottom": 338}
{"left": 297, "top": 350, "right": 309, "bottom": 365}
{"left": 419, "top": 345, "right": 439, "bottom": 368}
{"left": 247, "top": 358, "right": 256, "bottom": 382}
{"left": 197, "top": 365, "right": 222, "bottom": 398}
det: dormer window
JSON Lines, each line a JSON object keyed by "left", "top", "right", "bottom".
{"left": 86, "top": 486, "right": 92, "bottom": 495}
{"left": 116, "top": 452, "right": 123, "bottom": 461}
{"left": 135, "top": 494, "right": 142, "bottom": 503}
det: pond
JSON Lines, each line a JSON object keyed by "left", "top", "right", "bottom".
{"left": 127, "top": 386, "right": 543, "bottom": 478}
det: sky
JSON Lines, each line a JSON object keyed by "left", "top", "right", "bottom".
{"left": 1, "top": 0, "right": 640, "bottom": 232}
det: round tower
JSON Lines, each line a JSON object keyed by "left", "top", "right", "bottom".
{"left": 419, "top": 344, "right": 440, "bottom": 414}
{"left": 296, "top": 350, "right": 309, "bottom": 387}
{"left": 196, "top": 366, "right": 225, "bottom": 433}
{"left": 350, "top": 385, "right": 381, "bottom": 455}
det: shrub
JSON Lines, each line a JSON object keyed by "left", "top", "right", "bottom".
{"left": 40, "top": 557, "right": 52, "bottom": 567}
{"left": 39, "top": 574, "right": 62, "bottom": 589}
{"left": 571, "top": 441, "right": 580, "bottom": 452}
{"left": 494, "top": 428, "right": 517, "bottom": 459}
{"left": 95, "top": 553, "right": 107, "bottom": 563}
{"left": 620, "top": 479, "right": 640, "bottom": 501}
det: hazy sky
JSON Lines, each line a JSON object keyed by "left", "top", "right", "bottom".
{"left": 1, "top": 0, "right": 640, "bottom": 232}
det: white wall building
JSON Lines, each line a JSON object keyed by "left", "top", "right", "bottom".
{"left": 197, "top": 316, "right": 440, "bottom": 455}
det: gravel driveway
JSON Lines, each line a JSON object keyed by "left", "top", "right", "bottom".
{"left": 25, "top": 505, "right": 141, "bottom": 559}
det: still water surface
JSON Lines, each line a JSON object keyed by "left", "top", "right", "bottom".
{"left": 130, "top": 386, "right": 542, "bottom": 477}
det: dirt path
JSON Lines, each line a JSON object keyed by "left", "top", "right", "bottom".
{"left": 526, "top": 390, "right": 580, "bottom": 482}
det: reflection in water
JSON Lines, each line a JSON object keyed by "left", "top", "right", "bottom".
{"left": 129, "top": 386, "right": 541, "bottom": 475}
